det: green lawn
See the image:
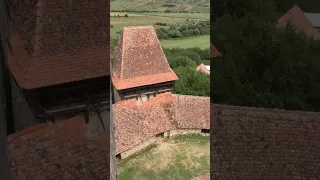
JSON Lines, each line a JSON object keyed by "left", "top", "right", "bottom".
{"left": 160, "top": 35, "right": 210, "bottom": 50}
{"left": 118, "top": 135, "right": 210, "bottom": 180}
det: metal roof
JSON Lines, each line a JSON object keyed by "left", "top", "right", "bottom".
{"left": 205, "top": 65, "right": 210, "bottom": 71}
{"left": 304, "top": 13, "right": 320, "bottom": 27}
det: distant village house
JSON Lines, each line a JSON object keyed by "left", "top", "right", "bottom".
{"left": 277, "top": 5, "right": 320, "bottom": 39}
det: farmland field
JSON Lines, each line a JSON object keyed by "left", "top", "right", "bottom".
{"left": 160, "top": 35, "right": 210, "bottom": 50}
{"left": 110, "top": 0, "right": 210, "bottom": 12}
{"left": 140, "top": 12, "right": 209, "bottom": 20}
{"left": 110, "top": 12, "right": 203, "bottom": 38}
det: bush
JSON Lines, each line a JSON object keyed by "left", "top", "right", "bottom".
{"left": 173, "top": 66, "right": 210, "bottom": 97}
{"left": 124, "top": 14, "right": 128, "bottom": 17}
{"left": 156, "top": 20, "right": 210, "bottom": 39}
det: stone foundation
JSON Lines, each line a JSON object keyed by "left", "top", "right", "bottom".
{"left": 118, "top": 128, "right": 209, "bottom": 160}
{"left": 120, "top": 136, "right": 156, "bottom": 159}
{"left": 169, "top": 128, "right": 202, "bottom": 137}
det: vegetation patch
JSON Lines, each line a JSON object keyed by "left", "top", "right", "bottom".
{"left": 211, "top": 0, "right": 320, "bottom": 111}
{"left": 117, "top": 135, "right": 210, "bottom": 180}
{"left": 156, "top": 21, "right": 209, "bottom": 39}
{"left": 160, "top": 35, "right": 210, "bottom": 50}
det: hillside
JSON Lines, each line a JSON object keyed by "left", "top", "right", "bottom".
{"left": 110, "top": 0, "right": 210, "bottom": 12}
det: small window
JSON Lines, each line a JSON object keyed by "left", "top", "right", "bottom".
{"left": 201, "top": 129, "right": 210, "bottom": 134}
{"left": 156, "top": 132, "right": 164, "bottom": 138}
{"left": 116, "top": 154, "right": 121, "bottom": 160}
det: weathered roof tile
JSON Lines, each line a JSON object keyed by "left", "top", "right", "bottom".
{"left": 112, "top": 26, "right": 178, "bottom": 90}
{"left": 277, "top": 5, "right": 320, "bottom": 40}
{"left": 8, "top": 0, "right": 110, "bottom": 89}
{"left": 7, "top": 116, "right": 109, "bottom": 180}
{"left": 113, "top": 93, "right": 210, "bottom": 154}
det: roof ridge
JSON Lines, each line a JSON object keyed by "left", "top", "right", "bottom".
{"left": 119, "top": 31, "right": 125, "bottom": 79}
{"left": 22, "top": 0, "right": 43, "bottom": 88}
{"left": 33, "top": 0, "right": 43, "bottom": 53}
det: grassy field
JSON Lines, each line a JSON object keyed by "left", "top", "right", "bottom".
{"left": 117, "top": 134, "right": 210, "bottom": 180}
{"left": 111, "top": 0, "right": 209, "bottom": 12}
{"left": 110, "top": 13, "right": 197, "bottom": 38}
{"left": 160, "top": 35, "right": 210, "bottom": 50}
{"left": 140, "top": 12, "right": 209, "bottom": 20}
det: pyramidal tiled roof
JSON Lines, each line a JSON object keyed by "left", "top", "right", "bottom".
{"left": 276, "top": 5, "right": 320, "bottom": 40}
{"left": 7, "top": 0, "right": 110, "bottom": 89}
{"left": 112, "top": 26, "right": 178, "bottom": 90}
{"left": 210, "top": 43, "right": 222, "bottom": 57}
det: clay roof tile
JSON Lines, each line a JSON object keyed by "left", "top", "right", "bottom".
{"left": 112, "top": 26, "right": 178, "bottom": 90}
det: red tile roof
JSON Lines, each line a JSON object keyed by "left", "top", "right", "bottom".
{"left": 174, "top": 95, "right": 210, "bottom": 129}
{"left": 8, "top": 0, "right": 110, "bottom": 89}
{"left": 276, "top": 5, "right": 320, "bottom": 40}
{"left": 113, "top": 93, "right": 210, "bottom": 154}
{"left": 112, "top": 26, "right": 178, "bottom": 90}
{"left": 7, "top": 116, "right": 109, "bottom": 179}
{"left": 210, "top": 43, "right": 222, "bottom": 57}
{"left": 196, "top": 63, "right": 210, "bottom": 74}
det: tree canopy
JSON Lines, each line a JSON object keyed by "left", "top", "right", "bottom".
{"left": 211, "top": 0, "right": 320, "bottom": 111}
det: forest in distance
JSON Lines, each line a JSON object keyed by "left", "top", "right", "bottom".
{"left": 211, "top": 0, "right": 320, "bottom": 111}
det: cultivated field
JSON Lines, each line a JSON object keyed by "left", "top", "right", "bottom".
{"left": 160, "top": 35, "right": 210, "bottom": 50}
{"left": 139, "top": 12, "right": 210, "bottom": 20}
{"left": 110, "top": 0, "right": 210, "bottom": 12}
{"left": 110, "top": 12, "right": 206, "bottom": 38}
{"left": 117, "top": 135, "right": 210, "bottom": 180}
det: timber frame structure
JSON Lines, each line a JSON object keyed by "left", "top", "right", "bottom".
{"left": 22, "top": 76, "right": 110, "bottom": 122}
{"left": 116, "top": 81, "right": 175, "bottom": 100}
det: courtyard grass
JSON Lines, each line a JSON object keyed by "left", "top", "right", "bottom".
{"left": 160, "top": 35, "right": 210, "bottom": 50}
{"left": 117, "top": 134, "right": 210, "bottom": 180}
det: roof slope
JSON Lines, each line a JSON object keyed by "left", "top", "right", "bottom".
{"left": 210, "top": 43, "right": 222, "bottom": 57}
{"left": 196, "top": 63, "right": 210, "bottom": 74}
{"left": 304, "top": 13, "right": 320, "bottom": 27}
{"left": 211, "top": 104, "right": 320, "bottom": 179}
{"left": 7, "top": 116, "right": 109, "bottom": 179}
{"left": 8, "top": 0, "right": 110, "bottom": 89}
{"left": 113, "top": 93, "right": 210, "bottom": 154}
{"left": 112, "top": 26, "right": 178, "bottom": 90}
{"left": 276, "top": 5, "right": 320, "bottom": 40}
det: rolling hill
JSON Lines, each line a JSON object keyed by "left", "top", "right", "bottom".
{"left": 110, "top": 0, "right": 210, "bottom": 12}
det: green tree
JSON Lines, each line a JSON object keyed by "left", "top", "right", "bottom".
{"left": 173, "top": 66, "right": 210, "bottom": 97}
{"left": 211, "top": 11, "right": 320, "bottom": 111}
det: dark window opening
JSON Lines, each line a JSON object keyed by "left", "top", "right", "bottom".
{"left": 37, "top": 76, "right": 110, "bottom": 110}
{"left": 116, "top": 154, "right": 121, "bottom": 160}
{"left": 156, "top": 132, "right": 164, "bottom": 138}
{"left": 201, "top": 129, "right": 210, "bottom": 134}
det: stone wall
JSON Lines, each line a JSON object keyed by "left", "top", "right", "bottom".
{"left": 119, "top": 128, "right": 208, "bottom": 160}
{"left": 169, "top": 128, "right": 202, "bottom": 137}
{"left": 121, "top": 137, "right": 156, "bottom": 159}
{"left": 0, "top": 42, "right": 12, "bottom": 180}
{"left": 10, "top": 76, "right": 37, "bottom": 131}
{"left": 211, "top": 104, "right": 320, "bottom": 180}
{"left": 0, "top": 0, "right": 13, "bottom": 178}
